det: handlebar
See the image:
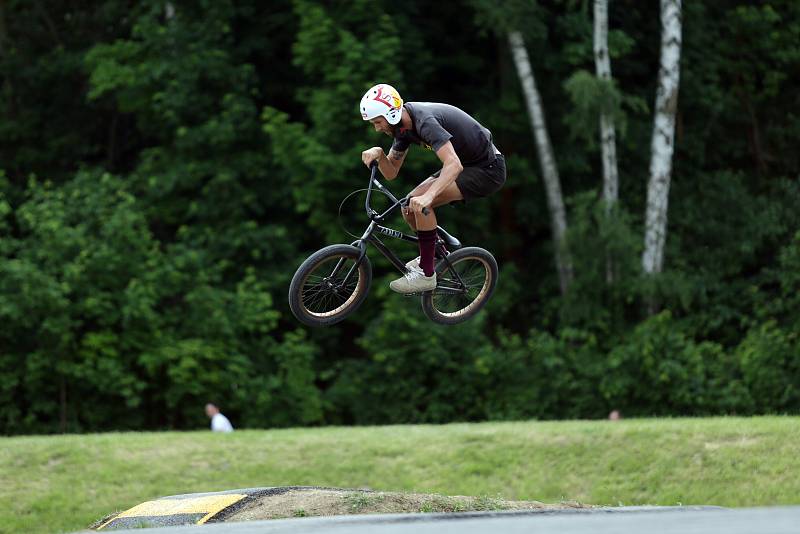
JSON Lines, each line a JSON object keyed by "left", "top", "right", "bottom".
{"left": 366, "top": 160, "right": 429, "bottom": 218}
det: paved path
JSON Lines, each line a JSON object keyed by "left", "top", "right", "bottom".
{"left": 102, "top": 505, "right": 800, "bottom": 534}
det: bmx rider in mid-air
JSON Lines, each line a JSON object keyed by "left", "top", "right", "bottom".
{"left": 359, "top": 83, "right": 506, "bottom": 294}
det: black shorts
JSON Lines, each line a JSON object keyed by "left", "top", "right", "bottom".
{"left": 433, "top": 154, "right": 506, "bottom": 203}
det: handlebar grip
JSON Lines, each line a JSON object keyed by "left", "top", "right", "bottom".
{"left": 401, "top": 196, "right": 430, "bottom": 216}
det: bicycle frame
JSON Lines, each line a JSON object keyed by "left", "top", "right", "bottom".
{"left": 330, "top": 162, "right": 466, "bottom": 295}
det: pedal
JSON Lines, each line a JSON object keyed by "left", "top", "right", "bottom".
{"left": 399, "top": 289, "right": 434, "bottom": 297}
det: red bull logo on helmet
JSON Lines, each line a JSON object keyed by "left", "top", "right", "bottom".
{"left": 373, "top": 85, "right": 402, "bottom": 111}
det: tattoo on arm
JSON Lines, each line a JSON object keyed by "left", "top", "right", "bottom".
{"left": 388, "top": 148, "right": 407, "bottom": 161}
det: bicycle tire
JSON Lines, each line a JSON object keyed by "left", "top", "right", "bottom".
{"left": 421, "top": 246, "right": 498, "bottom": 325}
{"left": 288, "top": 244, "right": 372, "bottom": 327}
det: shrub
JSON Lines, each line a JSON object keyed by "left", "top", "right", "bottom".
{"left": 737, "top": 321, "right": 800, "bottom": 413}
{"left": 601, "top": 311, "right": 751, "bottom": 416}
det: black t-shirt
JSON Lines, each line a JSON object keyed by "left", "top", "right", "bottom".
{"left": 390, "top": 102, "right": 496, "bottom": 167}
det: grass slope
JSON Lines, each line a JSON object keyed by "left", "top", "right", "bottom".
{"left": 2, "top": 417, "right": 798, "bottom": 533}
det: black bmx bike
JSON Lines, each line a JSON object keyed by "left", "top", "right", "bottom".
{"left": 288, "top": 162, "right": 498, "bottom": 327}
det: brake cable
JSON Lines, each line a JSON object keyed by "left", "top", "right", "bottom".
{"left": 337, "top": 187, "right": 394, "bottom": 239}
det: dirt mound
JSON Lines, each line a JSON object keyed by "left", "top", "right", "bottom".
{"left": 228, "top": 488, "right": 589, "bottom": 521}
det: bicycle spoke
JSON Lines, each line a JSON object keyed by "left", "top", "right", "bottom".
{"left": 433, "top": 256, "right": 489, "bottom": 315}
{"left": 301, "top": 255, "right": 362, "bottom": 316}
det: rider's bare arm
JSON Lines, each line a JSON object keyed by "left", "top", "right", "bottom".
{"left": 362, "top": 147, "right": 405, "bottom": 180}
{"left": 424, "top": 141, "right": 463, "bottom": 198}
{"left": 383, "top": 148, "right": 408, "bottom": 180}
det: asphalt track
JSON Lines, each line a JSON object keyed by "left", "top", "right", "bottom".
{"left": 97, "top": 506, "right": 800, "bottom": 534}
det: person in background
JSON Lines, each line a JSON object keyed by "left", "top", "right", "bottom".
{"left": 205, "top": 402, "right": 234, "bottom": 432}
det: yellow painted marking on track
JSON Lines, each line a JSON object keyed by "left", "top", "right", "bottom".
{"left": 97, "top": 494, "right": 247, "bottom": 529}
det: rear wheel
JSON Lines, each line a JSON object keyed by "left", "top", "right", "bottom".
{"left": 421, "top": 246, "right": 498, "bottom": 325}
{"left": 288, "top": 244, "right": 372, "bottom": 327}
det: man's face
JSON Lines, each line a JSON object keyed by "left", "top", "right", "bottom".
{"left": 369, "top": 117, "right": 394, "bottom": 137}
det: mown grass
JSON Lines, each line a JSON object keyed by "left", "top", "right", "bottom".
{"left": 2, "top": 416, "right": 799, "bottom": 533}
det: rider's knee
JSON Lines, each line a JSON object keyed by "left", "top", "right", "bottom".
{"left": 402, "top": 208, "right": 416, "bottom": 227}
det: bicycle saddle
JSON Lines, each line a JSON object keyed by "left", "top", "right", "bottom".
{"left": 436, "top": 226, "right": 462, "bottom": 250}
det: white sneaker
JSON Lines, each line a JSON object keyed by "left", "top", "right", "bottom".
{"left": 389, "top": 269, "right": 437, "bottom": 294}
{"left": 405, "top": 256, "right": 421, "bottom": 271}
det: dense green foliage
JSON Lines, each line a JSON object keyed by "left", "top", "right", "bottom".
{"left": 0, "top": 1, "right": 798, "bottom": 433}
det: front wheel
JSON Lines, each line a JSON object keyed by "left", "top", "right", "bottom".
{"left": 421, "top": 247, "right": 498, "bottom": 325}
{"left": 288, "top": 244, "right": 372, "bottom": 327}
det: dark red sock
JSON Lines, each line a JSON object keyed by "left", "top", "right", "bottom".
{"left": 417, "top": 229, "right": 437, "bottom": 277}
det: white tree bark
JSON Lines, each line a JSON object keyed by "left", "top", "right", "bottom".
{"left": 594, "top": 0, "right": 619, "bottom": 208}
{"left": 594, "top": 0, "right": 620, "bottom": 284}
{"left": 508, "top": 31, "right": 573, "bottom": 294}
{"left": 643, "top": 0, "right": 682, "bottom": 275}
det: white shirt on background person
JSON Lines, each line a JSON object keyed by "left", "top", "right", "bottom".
{"left": 211, "top": 412, "right": 234, "bottom": 433}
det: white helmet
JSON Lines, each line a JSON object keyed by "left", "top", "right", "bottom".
{"left": 359, "top": 83, "right": 403, "bottom": 125}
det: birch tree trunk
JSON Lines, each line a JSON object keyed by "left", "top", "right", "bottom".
{"left": 594, "top": 0, "right": 619, "bottom": 208}
{"left": 642, "top": 0, "right": 682, "bottom": 276}
{"left": 508, "top": 31, "right": 573, "bottom": 294}
{"left": 594, "top": 0, "right": 620, "bottom": 284}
